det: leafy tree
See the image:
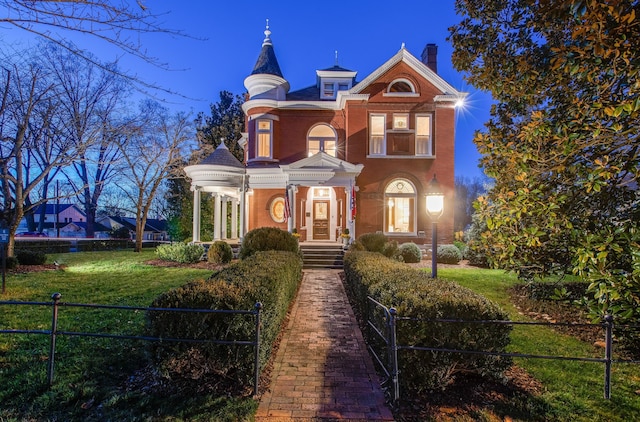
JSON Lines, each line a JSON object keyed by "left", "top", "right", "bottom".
{"left": 451, "top": 1, "right": 639, "bottom": 321}
{"left": 195, "top": 91, "right": 245, "bottom": 163}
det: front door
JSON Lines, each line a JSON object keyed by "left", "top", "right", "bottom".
{"left": 312, "top": 200, "right": 330, "bottom": 240}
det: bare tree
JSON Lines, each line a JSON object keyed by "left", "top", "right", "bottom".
{"left": 116, "top": 101, "right": 193, "bottom": 252}
{"left": 41, "top": 43, "right": 130, "bottom": 237}
{"left": 0, "top": 0, "right": 190, "bottom": 91}
{"left": 0, "top": 50, "right": 80, "bottom": 256}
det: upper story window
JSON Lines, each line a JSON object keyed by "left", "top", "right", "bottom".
{"left": 369, "top": 114, "right": 386, "bottom": 155}
{"left": 415, "top": 114, "right": 432, "bottom": 156}
{"left": 308, "top": 124, "right": 337, "bottom": 157}
{"left": 368, "top": 113, "right": 434, "bottom": 157}
{"left": 384, "top": 78, "right": 419, "bottom": 97}
{"left": 256, "top": 119, "right": 272, "bottom": 158}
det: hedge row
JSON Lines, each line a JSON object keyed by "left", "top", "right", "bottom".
{"left": 146, "top": 250, "right": 303, "bottom": 392}
{"left": 343, "top": 251, "right": 512, "bottom": 393}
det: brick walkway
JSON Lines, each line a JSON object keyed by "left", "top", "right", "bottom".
{"left": 255, "top": 269, "right": 394, "bottom": 421}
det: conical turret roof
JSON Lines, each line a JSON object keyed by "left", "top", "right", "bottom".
{"left": 250, "top": 21, "right": 283, "bottom": 78}
{"left": 199, "top": 142, "right": 244, "bottom": 169}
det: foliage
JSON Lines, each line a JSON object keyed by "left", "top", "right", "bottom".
{"left": 382, "top": 240, "right": 399, "bottom": 259}
{"left": 156, "top": 243, "right": 204, "bottom": 264}
{"left": 450, "top": 0, "right": 640, "bottom": 307}
{"left": 343, "top": 251, "right": 511, "bottom": 392}
{"left": 348, "top": 240, "right": 365, "bottom": 251}
{"left": 109, "top": 226, "right": 131, "bottom": 239}
{"left": 357, "top": 232, "right": 387, "bottom": 253}
{"left": 195, "top": 91, "right": 246, "bottom": 163}
{"left": 15, "top": 249, "right": 47, "bottom": 266}
{"left": 207, "top": 240, "right": 234, "bottom": 264}
{"left": 437, "top": 244, "right": 463, "bottom": 265}
{"left": 5, "top": 256, "right": 18, "bottom": 269}
{"left": 238, "top": 227, "right": 300, "bottom": 259}
{"left": 147, "top": 251, "right": 302, "bottom": 391}
{"left": 463, "top": 213, "right": 490, "bottom": 267}
{"left": 398, "top": 242, "right": 422, "bottom": 263}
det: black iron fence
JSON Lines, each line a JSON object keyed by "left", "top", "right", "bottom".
{"left": 366, "top": 295, "right": 640, "bottom": 403}
{"left": 0, "top": 294, "right": 263, "bottom": 395}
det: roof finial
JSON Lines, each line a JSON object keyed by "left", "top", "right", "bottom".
{"left": 335, "top": 50, "right": 339, "bottom": 66}
{"left": 401, "top": 42, "right": 406, "bottom": 49}
{"left": 263, "top": 19, "right": 272, "bottom": 46}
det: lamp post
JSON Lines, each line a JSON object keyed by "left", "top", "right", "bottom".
{"left": 425, "top": 174, "right": 444, "bottom": 278}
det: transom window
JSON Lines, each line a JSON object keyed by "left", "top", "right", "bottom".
{"left": 385, "top": 178, "right": 416, "bottom": 235}
{"left": 386, "top": 78, "right": 417, "bottom": 95}
{"left": 308, "top": 124, "right": 337, "bottom": 157}
{"left": 256, "top": 119, "right": 272, "bottom": 158}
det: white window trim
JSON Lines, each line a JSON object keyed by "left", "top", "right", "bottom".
{"left": 369, "top": 113, "right": 387, "bottom": 156}
{"left": 392, "top": 113, "right": 410, "bottom": 131}
{"left": 383, "top": 78, "right": 420, "bottom": 97}
{"left": 320, "top": 78, "right": 353, "bottom": 100}
{"left": 307, "top": 123, "right": 338, "bottom": 157}
{"left": 384, "top": 179, "right": 418, "bottom": 236}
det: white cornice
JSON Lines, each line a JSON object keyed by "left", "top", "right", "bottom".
{"left": 242, "top": 93, "right": 370, "bottom": 114}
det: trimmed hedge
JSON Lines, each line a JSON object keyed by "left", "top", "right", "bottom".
{"left": 437, "top": 244, "right": 463, "bottom": 264}
{"left": 15, "top": 249, "right": 47, "bottom": 265}
{"left": 357, "top": 232, "right": 387, "bottom": 253}
{"left": 343, "top": 251, "right": 511, "bottom": 393}
{"left": 399, "top": 242, "right": 422, "bottom": 263}
{"left": 155, "top": 243, "right": 204, "bottom": 264}
{"left": 147, "top": 250, "right": 303, "bottom": 392}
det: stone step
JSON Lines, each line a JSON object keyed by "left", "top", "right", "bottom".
{"left": 300, "top": 244, "right": 345, "bottom": 269}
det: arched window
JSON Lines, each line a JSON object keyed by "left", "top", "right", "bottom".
{"left": 308, "top": 124, "right": 337, "bottom": 157}
{"left": 387, "top": 78, "right": 416, "bottom": 94}
{"left": 384, "top": 178, "right": 416, "bottom": 234}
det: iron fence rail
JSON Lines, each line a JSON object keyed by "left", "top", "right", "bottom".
{"left": 0, "top": 293, "right": 263, "bottom": 395}
{"left": 366, "top": 296, "right": 639, "bottom": 403}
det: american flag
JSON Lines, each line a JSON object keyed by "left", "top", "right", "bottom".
{"left": 351, "top": 183, "right": 357, "bottom": 220}
{"left": 284, "top": 189, "right": 291, "bottom": 221}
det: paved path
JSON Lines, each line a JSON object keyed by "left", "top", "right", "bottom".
{"left": 255, "top": 270, "right": 394, "bottom": 421}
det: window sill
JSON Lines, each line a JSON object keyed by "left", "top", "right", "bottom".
{"left": 366, "top": 155, "right": 435, "bottom": 159}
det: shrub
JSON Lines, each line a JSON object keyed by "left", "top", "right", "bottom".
{"left": 357, "top": 232, "right": 387, "bottom": 253}
{"left": 343, "top": 251, "right": 511, "bottom": 393}
{"left": 156, "top": 243, "right": 204, "bottom": 264}
{"left": 109, "top": 226, "right": 130, "bottom": 239}
{"left": 6, "top": 256, "right": 18, "bottom": 269}
{"left": 464, "top": 214, "right": 490, "bottom": 267}
{"left": 348, "top": 240, "right": 365, "bottom": 251}
{"left": 399, "top": 242, "right": 422, "bottom": 263}
{"left": 15, "top": 249, "right": 47, "bottom": 265}
{"left": 382, "top": 240, "right": 399, "bottom": 259}
{"left": 207, "top": 241, "right": 233, "bottom": 264}
{"left": 147, "top": 251, "right": 302, "bottom": 392}
{"left": 437, "top": 244, "right": 462, "bottom": 264}
{"left": 238, "top": 227, "right": 299, "bottom": 259}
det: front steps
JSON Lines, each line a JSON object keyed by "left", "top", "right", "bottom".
{"left": 300, "top": 243, "right": 345, "bottom": 269}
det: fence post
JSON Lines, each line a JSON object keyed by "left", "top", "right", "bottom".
{"left": 47, "top": 292, "right": 62, "bottom": 386}
{"left": 603, "top": 313, "right": 613, "bottom": 399}
{"left": 253, "top": 302, "right": 263, "bottom": 397}
{"left": 388, "top": 307, "right": 399, "bottom": 403}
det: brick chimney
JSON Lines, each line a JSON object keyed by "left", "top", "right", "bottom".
{"left": 421, "top": 43, "right": 438, "bottom": 73}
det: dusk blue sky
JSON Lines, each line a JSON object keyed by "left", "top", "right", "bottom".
{"left": 2, "top": 0, "right": 493, "bottom": 179}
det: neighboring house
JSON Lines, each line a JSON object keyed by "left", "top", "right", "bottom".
{"left": 18, "top": 203, "right": 86, "bottom": 237}
{"left": 99, "top": 216, "right": 169, "bottom": 241}
{"left": 58, "top": 221, "right": 111, "bottom": 239}
{"left": 185, "top": 25, "right": 466, "bottom": 244}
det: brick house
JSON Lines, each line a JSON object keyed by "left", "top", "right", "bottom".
{"left": 185, "top": 26, "right": 466, "bottom": 245}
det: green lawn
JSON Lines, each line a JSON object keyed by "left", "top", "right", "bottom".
{"left": 1, "top": 252, "right": 638, "bottom": 421}
{"left": 438, "top": 267, "right": 640, "bottom": 422}
{"left": 0, "top": 249, "right": 257, "bottom": 422}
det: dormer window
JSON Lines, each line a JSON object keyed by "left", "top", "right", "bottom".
{"left": 316, "top": 68, "right": 358, "bottom": 100}
{"left": 323, "top": 83, "right": 335, "bottom": 98}
{"left": 384, "top": 78, "right": 419, "bottom": 97}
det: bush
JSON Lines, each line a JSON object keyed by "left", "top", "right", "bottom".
{"left": 15, "top": 249, "right": 47, "bottom": 265}
{"left": 6, "top": 256, "right": 18, "bottom": 269}
{"left": 357, "top": 232, "right": 387, "bottom": 253}
{"left": 343, "top": 251, "right": 511, "bottom": 393}
{"left": 238, "top": 227, "right": 299, "bottom": 259}
{"left": 437, "top": 244, "right": 462, "bottom": 264}
{"left": 399, "top": 242, "right": 422, "bottom": 263}
{"left": 382, "top": 240, "right": 399, "bottom": 259}
{"left": 464, "top": 214, "right": 490, "bottom": 267}
{"left": 156, "top": 243, "right": 204, "bottom": 264}
{"left": 348, "top": 240, "right": 365, "bottom": 251}
{"left": 207, "top": 241, "right": 233, "bottom": 264}
{"left": 147, "top": 251, "right": 302, "bottom": 392}
{"left": 109, "top": 226, "right": 130, "bottom": 239}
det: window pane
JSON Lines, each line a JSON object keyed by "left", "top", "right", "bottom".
{"left": 370, "top": 115, "right": 385, "bottom": 135}
{"left": 309, "top": 124, "right": 335, "bottom": 138}
{"left": 258, "top": 133, "right": 270, "bottom": 157}
{"left": 393, "top": 114, "right": 408, "bottom": 130}
{"left": 370, "top": 136, "right": 384, "bottom": 155}
{"left": 324, "top": 140, "right": 336, "bottom": 156}
{"left": 308, "top": 140, "right": 320, "bottom": 156}
{"left": 258, "top": 120, "right": 271, "bottom": 130}
{"left": 416, "top": 116, "right": 430, "bottom": 135}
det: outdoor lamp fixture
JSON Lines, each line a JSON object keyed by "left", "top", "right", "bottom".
{"left": 425, "top": 174, "right": 444, "bottom": 278}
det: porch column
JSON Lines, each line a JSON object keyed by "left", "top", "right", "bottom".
{"left": 221, "top": 196, "right": 228, "bottom": 240}
{"left": 192, "top": 187, "right": 201, "bottom": 242}
{"left": 286, "top": 185, "right": 293, "bottom": 232}
{"left": 213, "top": 193, "right": 221, "bottom": 240}
{"left": 231, "top": 198, "right": 238, "bottom": 239}
{"left": 347, "top": 184, "right": 356, "bottom": 240}
{"left": 239, "top": 174, "right": 249, "bottom": 241}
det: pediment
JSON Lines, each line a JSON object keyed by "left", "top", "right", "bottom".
{"left": 283, "top": 151, "right": 362, "bottom": 172}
